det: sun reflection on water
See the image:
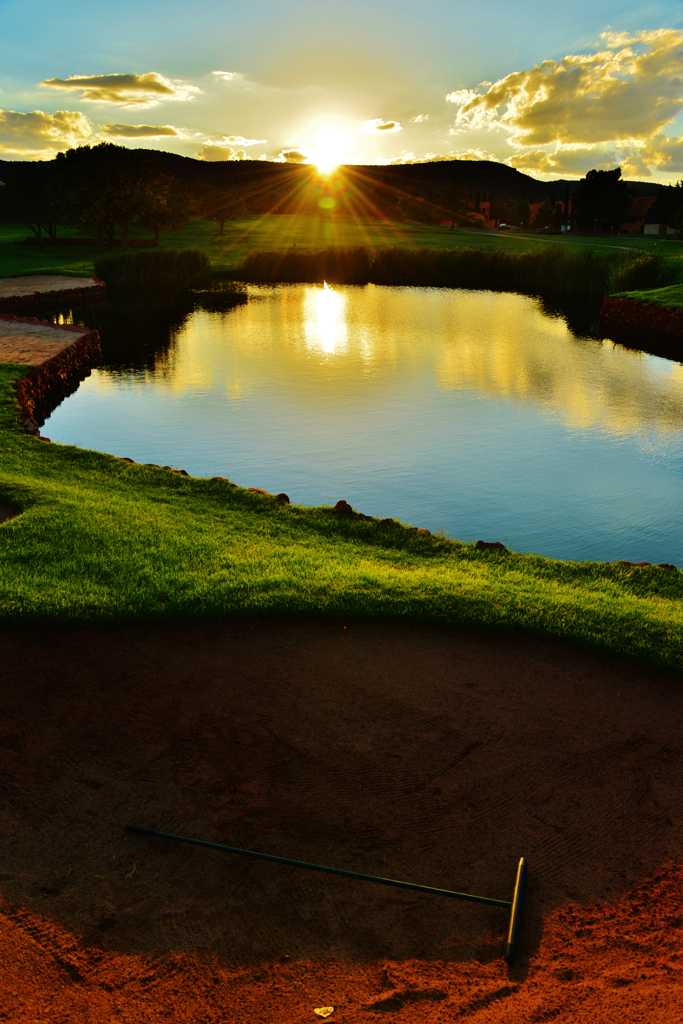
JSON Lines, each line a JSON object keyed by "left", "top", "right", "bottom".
{"left": 302, "top": 282, "right": 348, "bottom": 355}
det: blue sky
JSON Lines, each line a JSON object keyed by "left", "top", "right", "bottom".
{"left": 1, "top": 0, "right": 683, "bottom": 180}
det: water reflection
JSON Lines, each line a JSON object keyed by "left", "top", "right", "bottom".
{"left": 44, "top": 283, "right": 683, "bottom": 564}
{"left": 433, "top": 292, "right": 683, "bottom": 437}
{"left": 52, "top": 285, "right": 246, "bottom": 379}
{"left": 304, "top": 282, "right": 348, "bottom": 354}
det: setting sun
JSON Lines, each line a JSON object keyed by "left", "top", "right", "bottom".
{"left": 311, "top": 129, "right": 349, "bottom": 175}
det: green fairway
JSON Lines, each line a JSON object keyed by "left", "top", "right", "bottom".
{"left": 1, "top": 363, "right": 682, "bottom": 671}
{"left": 4, "top": 215, "right": 683, "bottom": 279}
{"left": 617, "top": 283, "right": 683, "bottom": 308}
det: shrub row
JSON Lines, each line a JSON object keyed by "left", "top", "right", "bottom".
{"left": 235, "top": 246, "right": 674, "bottom": 303}
{"left": 94, "top": 249, "right": 211, "bottom": 297}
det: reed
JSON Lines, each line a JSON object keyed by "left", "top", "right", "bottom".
{"left": 94, "top": 249, "right": 211, "bottom": 297}
{"left": 235, "top": 245, "right": 673, "bottom": 302}
{"left": 237, "top": 246, "right": 371, "bottom": 285}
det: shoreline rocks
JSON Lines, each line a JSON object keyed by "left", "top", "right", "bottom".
{"left": 600, "top": 296, "right": 683, "bottom": 360}
{"left": 0, "top": 275, "right": 107, "bottom": 316}
{"left": 11, "top": 320, "right": 102, "bottom": 427}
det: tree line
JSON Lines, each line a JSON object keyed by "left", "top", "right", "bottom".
{"left": 1, "top": 144, "right": 679, "bottom": 242}
{"left": 0, "top": 143, "right": 248, "bottom": 246}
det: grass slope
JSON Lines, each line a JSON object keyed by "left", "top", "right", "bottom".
{"left": 3, "top": 216, "right": 683, "bottom": 279}
{"left": 1, "top": 364, "right": 682, "bottom": 671}
{"left": 617, "top": 283, "right": 683, "bottom": 308}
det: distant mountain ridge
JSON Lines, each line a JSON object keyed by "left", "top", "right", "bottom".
{"left": 0, "top": 152, "right": 662, "bottom": 204}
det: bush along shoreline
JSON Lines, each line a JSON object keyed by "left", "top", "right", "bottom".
{"left": 93, "top": 249, "right": 212, "bottom": 299}
{"left": 233, "top": 245, "right": 674, "bottom": 305}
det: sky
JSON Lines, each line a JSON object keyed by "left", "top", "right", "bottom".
{"left": 1, "top": 0, "right": 683, "bottom": 181}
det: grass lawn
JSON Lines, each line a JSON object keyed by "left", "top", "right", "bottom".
{"left": 4, "top": 215, "right": 683, "bottom": 279}
{"left": 617, "top": 283, "right": 683, "bottom": 308}
{"left": 1, "top": 362, "right": 682, "bottom": 671}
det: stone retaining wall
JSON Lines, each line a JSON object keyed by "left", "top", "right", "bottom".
{"left": 600, "top": 296, "right": 683, "bottom": 360}
{"left": 9, "top": 317, "right": 102, "bottom": 427}
{"left": 0, "top": 279, "right": 107, "bottom": 316}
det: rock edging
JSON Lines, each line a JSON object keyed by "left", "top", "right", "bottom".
{"left": 600, "top": 296, "right": 683, "bottom": 359}
{"left": 8, "top": 316, "right": 102, "bottom": 427}
{"left": 0, "top": 277, "right": 107, "bottom": 316}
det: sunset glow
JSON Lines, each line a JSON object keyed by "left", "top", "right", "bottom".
{"left": 311, "top": 130, "right": 350, "bottom": 176}
{"left": 0, "top": 3, "right": 682, "bottom": 180}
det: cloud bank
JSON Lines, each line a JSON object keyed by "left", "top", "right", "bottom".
{"left": 196, "top": 134, "right": 267, "bottom": 161}
{"left": 0, "top": 108, "right": 93, "bottom": 156}
{"left": 99, "top": 123, "right": 181, "bottom": 138}
{"left": 41, "top": 72, "right": 200, "bottom": 108}
{"left": 447, "top": 29, "right": 683, "bottom": 177}
{"left": 276, "top": 148, "right": 309, "bottom": 163}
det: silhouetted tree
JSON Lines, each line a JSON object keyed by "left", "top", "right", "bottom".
{"left": 511, "top": 201, "right": 531, "bottom": 230}
{"left": 136, "top": 173, "right": 189, "bottom": 242}
{"left": 55, "top": 143, "right": 171, "bottom": 247}
{"left": 572, "top": 168, "right": 631, "bottom": 232}
{"left": 439, "top": 172, "right": 474, "bottom": 229}
{"left": 0, "top": 161, "right": 59, "bottom": 241}
{"left": 197, "top": 185, "right": 247, "bottom": 234}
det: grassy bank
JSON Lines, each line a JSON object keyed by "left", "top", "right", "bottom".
{"left": 235, "top": 245, "right": 672, "bottom": 302}
{"left": 1, "top": 364, "right": 682, "bottom": 671}
{"left": 4, "top": 216, "right": 683, "bottom": 279}
{"left": 617, "top": 283, "right": 683, "bottom": 308}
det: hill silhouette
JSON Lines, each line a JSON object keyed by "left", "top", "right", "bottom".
{"left": 0, "top": 153, "right": 661, "bottom": 216}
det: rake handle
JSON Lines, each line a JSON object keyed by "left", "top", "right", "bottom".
{"left": 124, "top": 824, "right": 512, "bottom": 909}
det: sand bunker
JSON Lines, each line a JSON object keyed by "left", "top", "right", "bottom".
{"left": 1, "top": 619, "right": 682, "bottom": 1020}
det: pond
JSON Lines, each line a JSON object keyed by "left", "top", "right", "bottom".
{"left": 45, "top": 283, "right": 683, "bottom": 566}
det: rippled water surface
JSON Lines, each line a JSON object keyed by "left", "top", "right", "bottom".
{"left": 46, "top": 284, "right": 683, "bottom": 565}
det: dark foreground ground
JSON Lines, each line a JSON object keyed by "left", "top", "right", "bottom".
{"left": 1, "top": 619, "right": 682, "bottom": 1021}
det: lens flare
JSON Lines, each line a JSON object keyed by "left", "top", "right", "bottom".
{"left": 312, "top": 129, "right": 348, "bottom": 175}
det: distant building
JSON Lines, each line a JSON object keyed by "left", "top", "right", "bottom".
{"left": 643, "top": 223, "right": 676, "bottom": 235}
{"left": 622, "top": 195, "right": 657, "bottom": 233}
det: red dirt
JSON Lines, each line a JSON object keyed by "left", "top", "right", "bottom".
{"left": 1, "top": 619, "right": 683, "bottom": 1021}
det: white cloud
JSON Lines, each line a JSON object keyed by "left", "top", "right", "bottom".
{"left": 638, "top": 134, "right": 683, "bottom": 174}
{"left": 195, "top": 145, "right": 250, "bottom": 161}
{"left": 196, "top": 134, "right": 267, "bottom": 160}
{"left": 387, "top": 148, "right": 499, "bottom": 164}
{"left": 99, "top": 123, "right": 182, "bottom": 138}
{"left": 207, "top": 134, "right": 267, "bottom": 147}
{"left": 452, "top": 147, "right": 499, "bottom": 161}
{"left": 212, "top": 71, "right": 240, "bottom": 82}
{"left": 445, "top": 89, "right": 480, "bottom": 106}
{"left": 504, "top": 132, "right": 683, "bottom": 179}
{"left": 362, "top": 118, "right": 402, "bottom": 133}
{"left": 450, "top": 29, "right": 683, "bottom": 147}
{"left": 0, "top": 108, "right": 93, "bottom": 157}
{"left": 505, "top": 146, "right": 620, "bottom": 177}
{"left": 275, "top": 147, "right": 309, "bottom": 163}
{"left": 410, "top": 114, "right": 429, "bottom": 123}
{"left": 41, "top": 72, "right": 200, "bottom": 108}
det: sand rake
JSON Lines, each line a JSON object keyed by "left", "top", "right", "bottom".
{"left": 125, "top": 824, "right": 526, "bottom": 963}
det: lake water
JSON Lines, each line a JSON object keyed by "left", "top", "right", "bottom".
{"left": 46, "top": 284, "right": 683, "bottom": 566}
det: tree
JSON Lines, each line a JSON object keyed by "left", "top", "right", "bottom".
{"left": 55, "top": 143, "right": 173, "bottom": 247}
{"left": 136, "top": 173, "right": 190, "bottom": 242}
{"left": 197, "top": 185, "right": 247, "bottom": 234}
{"left": 439, "top": 175, "right": 475, "bottom": 230}
{"left": 0, "top": 161, "right": 60, "bottom": 241}
{"left": 532, "top": 200, "right": 564, "bottom": 231}
{"left": 488, "top": 198, "right": 508, "bottom": 227}
{"left": 511, "top": 201, "right": 531, "bottom": 230}
{"left": 572, "top": 168, "right": 631, "bottom": 232}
